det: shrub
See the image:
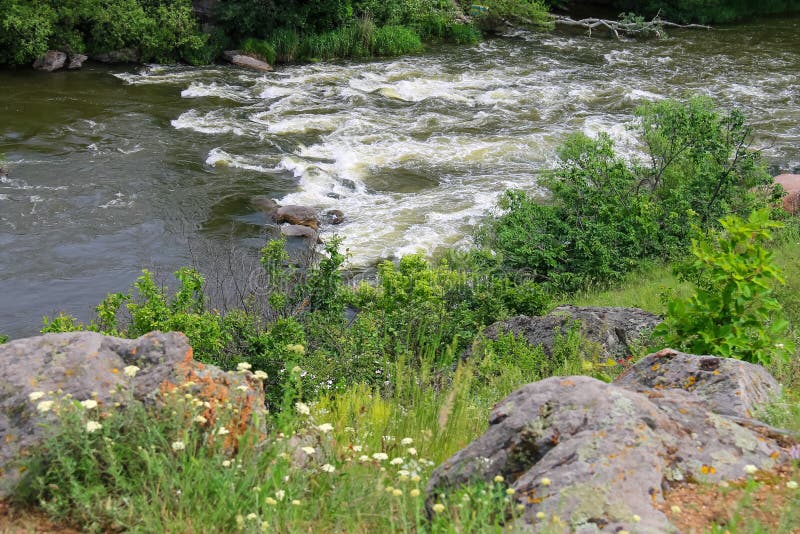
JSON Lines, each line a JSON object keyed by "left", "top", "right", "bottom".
{"left": 446, "top": 22, "right": 481, "bottom": 44}
{"left": 654, "top": 209, "right": 793, "bottom": 366}
{"left": 472, "top": 0, "right": 552, "bottom": 33}
{"left": 482, "top": 97, "right": 777, "bottom": 292}
{"left": 0, "top": 0, "right": 56, "bottom": 65}
{"left": 269, "top": 28, "right": 301, "bottom": 62}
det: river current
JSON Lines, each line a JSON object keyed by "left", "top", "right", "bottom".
{"left": 1, "top": 18, "right": 799, "bottom": 337}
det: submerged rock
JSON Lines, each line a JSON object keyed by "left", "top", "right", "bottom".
{"left": 32, "top": 51, "right": 67, "bottom": 72}
{"left": 252, "top": 197, "right": 280, "bottom": 219}
{"left": 0, "top": 331, "right": 267, "bottom": 496}
{"left": 477, "top": 305, "right": 662, "bottom": 360}
{"left": 322, "top": 209, "right": 345, "bottom": 225}
{"left": 427, "top": 350, "right": 789, "bottom": 533}
{"left": 91, "top": 48, "right": 140, "bottom": 63}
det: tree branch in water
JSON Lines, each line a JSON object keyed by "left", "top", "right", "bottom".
{"left": 551, "top": 13, "right": 712, "bottom": 39}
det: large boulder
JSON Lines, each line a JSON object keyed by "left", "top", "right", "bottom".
{"left": 427, "top": 350, "right": 789, "bottom": 533}
{"left": 32, "top": 51, "right": 67, "bottom": 72}
{"left": 281, "top": 224, "right": 320, "bottom": 241}
{"left": 0, "top": 331, "right": 267, "bottom": 496}
{"left": 479, "top": 305, "right": 662, "bottom": 360}
{"left": 276, "top": 205, "right": 319, "bottom": 229}
{"left": 774, "top": 174, "right": 800, "bottom": 214}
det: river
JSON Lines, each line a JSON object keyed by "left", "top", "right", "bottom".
{"left": 1, "top": 18, "right": 799, "bottom": 338}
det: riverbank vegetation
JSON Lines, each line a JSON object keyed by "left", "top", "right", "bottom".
{"left": 4, "top": 97, "right": 800, "bottom": 531}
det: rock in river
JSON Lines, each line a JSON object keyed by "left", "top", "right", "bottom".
{"left": 276, "top": 205, "right": 319, "bottom": 229}
{"left": 32, "top": 51, "right": 67, "bottom": 72}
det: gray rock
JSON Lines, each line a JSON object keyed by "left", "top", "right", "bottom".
{"left": 281, "top": 224, "right": 319, "bottom": 241}
{"left": 67, "top": 54, "right": 88, "bottom": 70}
{"left": 32, "top": 50, "right": 67, "bottom": 72}
{"left": 222, "top": 50, "right": 273, "bottom": 72}
{"left": 323, "top": 209, "right": 345, "bottom": 225}
{"left": 252, "top": 197, "right": 280, "bottom": 219}
{"left": 276, "top": 205, "right": 319, "bottom": 229}
{"left": 614, "top": 348, "right": 781, "bottom": 418}
{"left": 479, "top": 305, "right": 662, "bottom": 360}
{"left": 0, "top": 331, "right": 267, "bottom": 496}
{"left": 91, "top": 48, "right": 140, "bottom": 63}
{"left": 427, "top": 354, "right": 789, "bottom": 533}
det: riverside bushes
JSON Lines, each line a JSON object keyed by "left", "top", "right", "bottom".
{"left": 0, "top": 0, "right": 209, "bottom": 66}
{"left": 482, "top": 97, "right": 777, "bottom": 292}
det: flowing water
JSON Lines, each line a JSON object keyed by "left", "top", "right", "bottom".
{"left": 2, "top": 18, "right": 799, "bottom": 337}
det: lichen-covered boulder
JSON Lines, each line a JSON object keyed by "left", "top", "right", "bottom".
{"left": 478, "top": 306, "right": 662, "bottom": 361}
{"left": 427, "top": 353, "right": 790, "bottom": 533}
{"left": 0, "top": 331, "right": 267, "bottom": 496}
{"left": 614, "top": 348, "right": 781, "bottom": 418}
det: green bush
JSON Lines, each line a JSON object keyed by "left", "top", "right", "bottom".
{"left": 446, "top": 22, "right": 481, "bottom": 44}
{"left": 269, "top": 28, "right": 301, "bottom": 62}
{"left": 654, "top": 209, "right": 793, "bottom": 366}
{"left": 0, "top": 0, "right": 207, "bottom": 66}
{"left": 0, "top": 0, "right": 56, "bottom": 65}
{"left": 482, "top": 97, "right": 776, "bottom": 292}
{"left": 472, "top": 0, "right": 552, "bottom": 33}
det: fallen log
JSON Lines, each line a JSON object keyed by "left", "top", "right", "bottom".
{"left": 552, "top": 13, "right": 711, "bottom": 39}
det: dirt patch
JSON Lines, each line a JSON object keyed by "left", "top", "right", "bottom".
{"left": 657, "top": 464, "right": 800, "bottom": 533}
{"left": 0, "top": 501, "right": 80, "bottom": 534}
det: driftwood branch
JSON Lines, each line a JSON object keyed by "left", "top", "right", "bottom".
{"left": 551, "top": 13, "right": 711, "bottom": 39}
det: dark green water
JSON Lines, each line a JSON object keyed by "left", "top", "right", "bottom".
{"left": 2, "top": 18, "right": 799, "bottom": 337}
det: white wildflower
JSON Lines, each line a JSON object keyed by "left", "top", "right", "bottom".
{"left": 295, "top": 402, "right": 310, "bottom": 415}
{"left": 123, "top": 365, "right": 140, "bottom": 377}
{"left": 81, "top": 399, "right": 98, "bottom": 409}
{"left": 321, "top": 463, "right": 336, "bottom": 473}
{"left": 171, "top": 441, "right": 186, "bottom": 451}
{"left": 85, "top": 420, "right": 102, "bottom": 433}
{"left": 36, "top": 400, "right": 54, "bottom": 413}
{"left": 28, "top": 391, "right": 45, "bottom": 402}
{"left": 236, "top": 362, "right": 252, "bottom": 372}
{"left": 317, "top": 423, "right": 334, "bottom": 433}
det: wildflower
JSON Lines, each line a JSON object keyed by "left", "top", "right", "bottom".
{"left": 410, "top": 489, "right": 420, "bottom": 497}
{"left": 618, "top": 531, "right": 629, "bottom": 534}
{"left": 411, "top": 475, "right": 421, "bottom": 483}
{"left": 301, "top": 446, "right": 316, "bottom": 455}
{"left": 743, "top": 464, "right": 758, "bottom": 475}
{"left": 776, "top": 343, "right": 785, "bottom": 349}
{"left": 265, "top": 497, "right": 277, "bottom": 505}
{"left": 295, "top": 402, "right": 310, "bottom": 416}
{"left": 246, "top": 513, "right": 257, "bottom": 521}
{"left": 194, "top": 415, "right": 207, "bottom": 424}
{"left": 85, "top": 421, "right": 102, "bottom": 433}
{"left": 291, "top": 366, "right": 302, "bottom": 374}
{"left": 432, "top": 503, "right": 445, "bottom": 514}
{"left": 398, "top": 469, "right": 410, "bottom": 478}
{"left": 372, "top": 452, "right": 388, "bottom": 461}
{"left": 516, "top": 504, "right": 525, "bottom": 512}
{"left": 123, "top": 365, "right": 140, "bottom": 377}
{"left": 222, "top": 460, "right": 232, "bottom": 467}
{"left": 171, "top": 441, "right": 186, "bottom": 451}
{"left": 392, "top": 489, "right": 403, "bottom": 497}
{"left": 787, "top": 481, "right": 799, "bottom": 489}
{"left": 36, "top": 400, "right": 54, "bottom": 413}
{"left": 670, "top": 505, "right": 681, "bottom": 514}
{"left": 385, "top": 486, "right": 395, "bottom": 493}
{"left": 286, "top": 344, "right": 305, "bottom": 355}
{"left": 540, "top": 477, "right": 551, "bottom": 486}
{"left": 317, "top": 423, "right": 334, "bottom": 433}
{"left": 275, "top": 490, "right": 286, "bottom": 501}
{"left": 344, "top": 426, "right": 355, "bottom": 433}
{"left": 506, "top": 488, "right": 516, "bottom": 496}
{"left": 359, "top": 455, "right": 370, "bottom": 462}
{"left": 353, "top": 445, "right": 363, "bottom": 452}
{"left": 632, "top": 514, "right": 641, "bottom": 523}
{"left": 254, "top": 370, "right": 267, "bottom": 380}
{"left": 80, "top": 399, "right": 98, "bottom": 409}
{"left": 291, "top": 500, "right": 301, "bottom": 506}
{"left": 407, "top": 447, "right": 417, "bottom": 456}
{"left": 401, "top": 437, "right": 413, "bottom": 445}
{"left": 536, "top": 512, "right": 546, "bottom": 519}
{"left": 236, "top": 514, "right": 244, "bottom": 527}
{"left": 494, "top": 475, "right": 504, "bottom": 483}
{"left": 217, "top": 427, "right": 230, "bottom": 436}
{"left": 237, "top": 362, "right": 252, "bottom": 372}
{"left": 236, "top": 385, "right": 248, "bottom": 392}
{"left": 390, "top": 457, "right": 404, "bottom": 466}
{"left": 28, "top": 391, "right": 45, "bottom": 402}
{"left": 321, "top": 463, "right": 336, "bottom": 473}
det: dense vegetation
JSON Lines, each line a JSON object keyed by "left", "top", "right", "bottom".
{"left": 611, "top": 0, "right": 800, "bottom": 24}
{"left": 4, "top": 97, "right": 800, "bottom": 531}
{"left": 0, "top": 0, "right": 552, "bottom": 67}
